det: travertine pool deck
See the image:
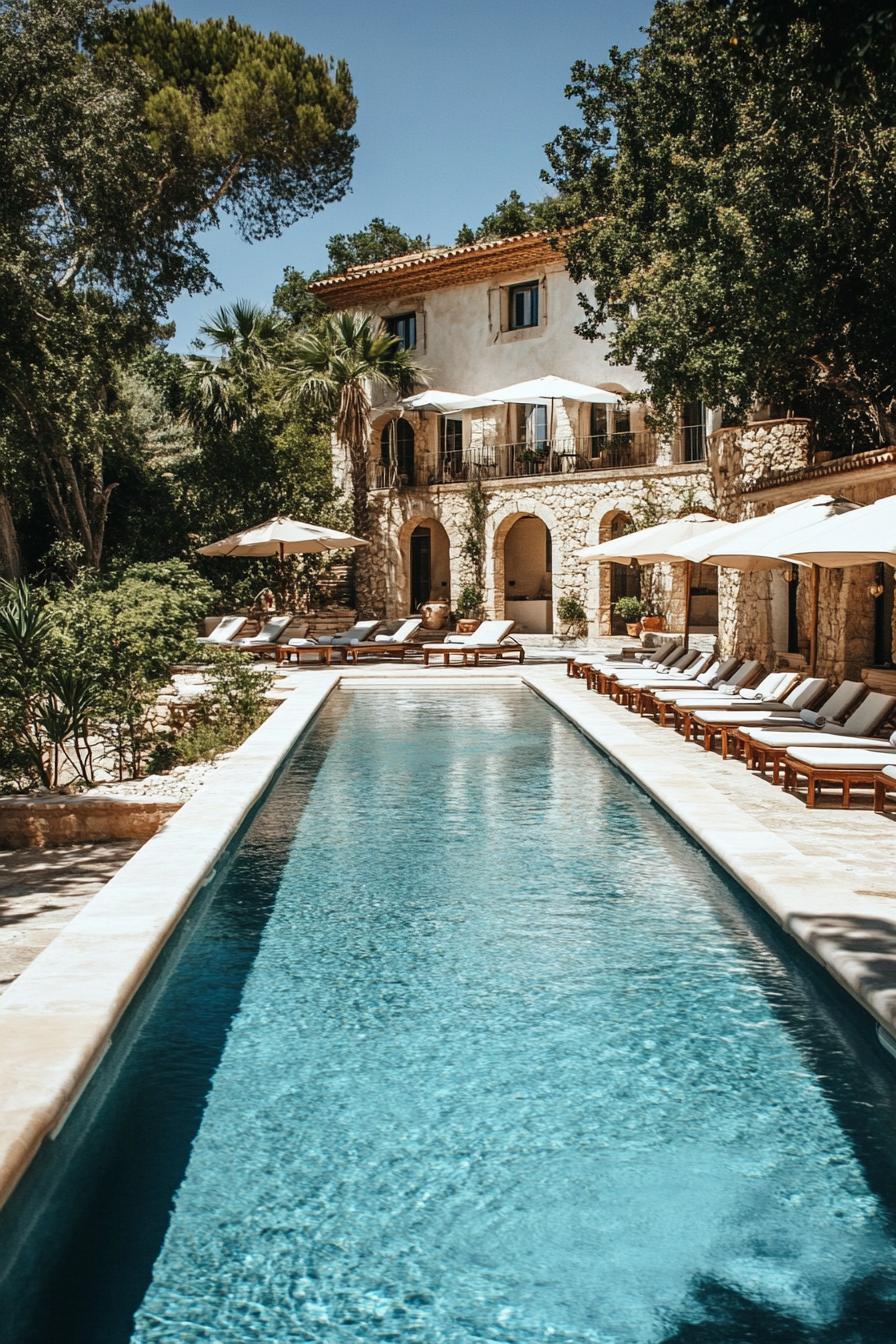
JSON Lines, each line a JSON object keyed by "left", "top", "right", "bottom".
{"left": 2, "top": 659, "right": 896, "bottom": 1215}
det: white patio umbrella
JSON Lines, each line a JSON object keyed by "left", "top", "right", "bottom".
{"left": 198, "top": 515, "right": 368, "bottom": 562}
{"left": 401, "top": 389, "right": 501, "bottom": 413}
{"left": 446, "top": 374, "right": 621, "bottom": 413}
{"left": 782, "top": 493, "right": 896, "bottom": 568}
{"left": 668, "top": 495, "right": 861, "bottom": 671}
{"left": 578, "top": 512, "right": 728, "bottom": 648}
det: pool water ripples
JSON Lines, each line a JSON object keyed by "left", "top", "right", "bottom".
{"left": 5, "top": 689, "right": 896, "bottom": 1343}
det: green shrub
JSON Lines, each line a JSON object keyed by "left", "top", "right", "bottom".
{"left": 612, "top": 595, "right": 644, "bottom": 623}
{"left": 454, "top": 584, "right": 485, "bottom": 619}
{"left": 557, "top": 593, "right": 588, "bottom": 635}
{"left": 148, "top": 649, "right": 273, "bottom": 772}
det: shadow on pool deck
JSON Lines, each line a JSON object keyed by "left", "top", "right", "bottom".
{"left": 0, "top": 842, "right": 140, "bottom": 992}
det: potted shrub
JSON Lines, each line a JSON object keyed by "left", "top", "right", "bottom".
{"left": 612, "top": 595, "right": 644, "bottom": 636}
{"left": 454, "top": 584, "right": 484, "bottom": 633}
{"left": 557, "top": 593, "right": 588, "bottom": 640}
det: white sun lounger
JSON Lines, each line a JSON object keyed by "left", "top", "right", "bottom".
{"left": 783, "top": 737, "right": 896, "bottom": 807}
{"left": 197, "top": 615, "right": 247, "bottom": 645}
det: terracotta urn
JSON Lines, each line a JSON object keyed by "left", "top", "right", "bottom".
{"left": 419, "top": 600, "right": 450, "bottom": 631}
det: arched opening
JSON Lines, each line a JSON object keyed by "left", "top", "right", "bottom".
{"left": 607, "top": 511, "right": 640, "bottom": 633}
{"left": 380, "top": 418, "right": 415, "bottom": 487}
{"left": 502, "top": 515, "right": 553, "bottom": 633}
{"left": 407, "top": 518, "right": 450, "bottom": 612}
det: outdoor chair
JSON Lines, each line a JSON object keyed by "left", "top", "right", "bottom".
{"left": 222, "top": 614, "right": 297, "bottom": 656}
{"left": 674, "top": 671, "right": 801, "bottom": 740}
{"left": 422, "top": 619, "right": 524, "bottom": 666}
{"left": 659, "top": 661, "right": 764, "bottom": 733}
{"left": 613, "top": 652, "right": 715, "bottom": 709}
{"left": 197, "top": 615, "right": 247, "bottom": 646}
{"left": 586, "top": 641, "right": 684, "bottom": 689}
{"left": 743, "top": 691, "right": 896, "bottom": 783}
{"left": 686, "top": 677, "right": 829, "bottom": 757}
{"left": 783, "top": 732, "right": 896, "bottom": 807}
{"left": 642, "top": 658, "right": 743, "bottom": 724}
{"left": 594, "top": 644, "right": 691, "bottom": 694}
{"left": 312, "top": 619, "right": 383, "bottom": 648}
{"left": 341, "top": 618, "right": 424, "bottom": 662}
{"left": 684, "top": 672, "right": 808, "bottom": 750}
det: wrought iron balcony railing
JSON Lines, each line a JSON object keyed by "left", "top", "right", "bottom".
{"left": 371, "top": 431, "right": 663, "bottom": 488}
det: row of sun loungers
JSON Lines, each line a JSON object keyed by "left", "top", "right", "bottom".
{"left": 579, "top": 644, "right": 896, "bottom": 809}
{"left": 197, "top": 616, "right": 526, "bottom": 666}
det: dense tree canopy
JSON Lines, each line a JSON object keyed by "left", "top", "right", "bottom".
{"left": 0, "top": 0, "right": 357, "bottom": 574}
{"left": 455, "top": 190, "right": 563, "bottom": 244}
{"left": 546, "top": 0, "right": 896, "bottom": 447}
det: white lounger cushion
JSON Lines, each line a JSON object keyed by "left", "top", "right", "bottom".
{"left": 751, "top": 731, "right": 896, "bottom": 751}
{"left": 315, "top": 620, "right": 382, "bottom": 646}
{"left": 197, "top": 616, "right": 246, "bottom": 645}
{"left": 424, "top": 620, "right": 515, "bottom": 650}
{"left": 229, "top": 615, "right": 293, "bottom": 647}
{"left": 881, "top": 766, "right": 896, "bottom": 783}
{"left": 786, "top": 747, "right": 896, "bottom": 769}
{"left": 372, "top": 618, "right": 422, "bottom": 644}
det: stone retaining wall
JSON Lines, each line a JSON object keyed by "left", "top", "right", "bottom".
{"left": 0, "top": 797, "right": 180, "bottom": 849}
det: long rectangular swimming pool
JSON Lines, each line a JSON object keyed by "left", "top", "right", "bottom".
{"left": 2, "top": 688, "right": 896, "bottom": 1342}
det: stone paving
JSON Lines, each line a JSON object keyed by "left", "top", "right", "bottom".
{"left": 0, "top": 841, "right": 140, "bottom": 993}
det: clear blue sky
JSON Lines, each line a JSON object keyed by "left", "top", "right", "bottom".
{"left": 161, "top": 0, "right": 654, "bottom": 349}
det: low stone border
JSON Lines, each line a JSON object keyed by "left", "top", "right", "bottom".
{"left": 0, "top": 797, "right": 180, "bottom": 850}
{"left": 523, "top": 668, "right": 896, "bottom": 1041}
{"left": 0, "top": 672, "right": 339, "bottom": 1211}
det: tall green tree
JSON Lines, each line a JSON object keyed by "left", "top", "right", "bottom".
{"left": 180, "top": 302, "right": 290, "bottom": 432}
{"left": 323, "top": 218, "right": 430, "bottom": 273}
{"left": 0, "top": 0, "right": 357, "bottom": 574}
{"left": 281, "top": 311, "right": 425, "bottom": 602}
{"left": 455, "top": 190, "right": 563, "bottom": 244}
{"left": 546, "top": 0, "right": 896, "bottom": 448}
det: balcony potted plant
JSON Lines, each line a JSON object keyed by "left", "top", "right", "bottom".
{"left": 612, "top": 595, "right": 644, "bottom": 637}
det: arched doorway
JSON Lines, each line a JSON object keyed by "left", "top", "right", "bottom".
{"left": 503, "top": 515, "right": 553, "bottom": 632}
{"left": 608, "top": 512, "right": 640, "bottom": 633}
{"left": 380, "top": 418, "right": 415, "bottom": 487}
{"left": 408, "top": 519, "right": 450, "bottom": 612}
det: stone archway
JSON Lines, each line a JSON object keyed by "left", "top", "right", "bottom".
{"left": 396, "top": 514, "right": 451, "bottom": 614}
{"left": 586, "top": 506, "right": 640, "bottom": 635}
{"left": 491, "top": 505, "right": 558, "bottom": 633}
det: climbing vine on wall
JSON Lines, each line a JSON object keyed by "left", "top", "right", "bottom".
{"left": 456, "top": 478, "right": 488, "bottom": 618}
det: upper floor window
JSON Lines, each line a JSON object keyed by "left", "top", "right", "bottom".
{"left": 507, "top": 281, "right": 539, "bottom": 330}
{"left": 385, "top": 312, "right": 417, "bottom": 350}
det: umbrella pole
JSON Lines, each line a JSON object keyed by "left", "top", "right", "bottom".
{"left": 683, "top": 560, "right": 692, "bottom": 650}
{"left": 809, "top": 563, "right": 819, "bottom": 674}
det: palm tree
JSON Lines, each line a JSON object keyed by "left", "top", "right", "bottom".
{"left": 180, "top": 301, "right": 290, "bottom": 432}
{"left": 281, "top": 309, "right": 426, "bottom": 544}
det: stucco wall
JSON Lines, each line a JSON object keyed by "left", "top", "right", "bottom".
{"left": 374, "top": 262, "right": 643, "bottom": 400}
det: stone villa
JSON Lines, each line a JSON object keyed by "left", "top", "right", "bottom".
{"left": 311, "top": 230, "right": 896, "bottom": 680}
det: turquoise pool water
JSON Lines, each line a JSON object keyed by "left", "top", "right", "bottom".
{"left": 3, "top": 688, "right": 896, "bottom": 1342}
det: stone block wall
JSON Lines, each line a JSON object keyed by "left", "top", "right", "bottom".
{"left": 365, "top": 465, "right": 713, "bottom": 639}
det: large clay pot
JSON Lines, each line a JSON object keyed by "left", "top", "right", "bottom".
{"left": 625, "top": 621, "right": 643, "bottom": 637}
{"left": 641, "top": 615, "right": 665, "bottom": 632}
{"left": 456, "top": 618, "right": 481, "bottom": 634}
{"left": 419, "top": 600, "right": 450, "bottom": 631}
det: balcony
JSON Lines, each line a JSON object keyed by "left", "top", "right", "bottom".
{"left": 372, "top": 431, "right": 669, "bottom": 489}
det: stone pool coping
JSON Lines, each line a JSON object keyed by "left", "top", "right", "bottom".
{"left": 0, "top": 673, "right": 339, "bottom": 1211}
{"left": 522, "top": 667, "right": 896, "bottom": 1042}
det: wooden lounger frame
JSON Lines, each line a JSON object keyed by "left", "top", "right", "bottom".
{"left": 783, "top": 755, "right": 889, "bottom": 809}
